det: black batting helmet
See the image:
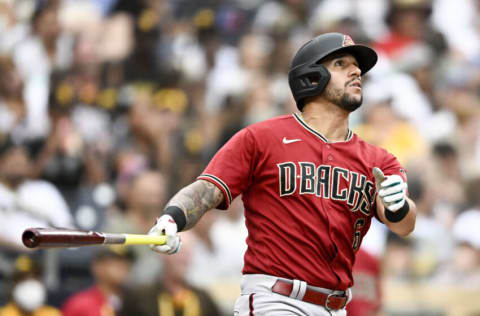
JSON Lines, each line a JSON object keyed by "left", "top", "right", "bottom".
{"left": 288, "top": 33, "right": 378, "bottom": 110}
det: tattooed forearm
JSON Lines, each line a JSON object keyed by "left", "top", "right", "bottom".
{"left": 165, "top": 180, "right": 224, "bottom": 230}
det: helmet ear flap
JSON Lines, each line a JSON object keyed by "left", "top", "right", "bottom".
{"left": 312, "top": 65, "right": 331, "bottom": 94}
{"left": 288, "top": 64, "right": 331, "bottom": 109}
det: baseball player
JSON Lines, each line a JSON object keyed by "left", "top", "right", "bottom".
{"left": 148, "top": 33, "right": 416, "bottom": 315}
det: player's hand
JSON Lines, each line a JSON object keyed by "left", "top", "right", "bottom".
{"left": 373, "top": 167, "right": 407, "bottom": 212}
{"left": 148, "top": 215, "right": 181, "bottom": 254}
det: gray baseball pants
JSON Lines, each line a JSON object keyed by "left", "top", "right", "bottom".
{"left": 233, "top": 274, "right": 351, "bottom": 316}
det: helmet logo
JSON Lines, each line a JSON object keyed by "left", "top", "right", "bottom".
{"left": 343, "top": 35, "right": 355, "bottom": 47}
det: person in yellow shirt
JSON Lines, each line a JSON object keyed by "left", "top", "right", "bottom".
{"left": 0, "top": 303, "right": 60, "bottom": 316}
{"left": 355, "top": 96, "right": 428, "bottom": 166}
{"left": 0, "top": 256, "right": 60, "bottom": 316}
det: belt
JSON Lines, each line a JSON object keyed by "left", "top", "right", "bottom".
{"left": 271, "top": 280, "right": 348, "bottom": 310}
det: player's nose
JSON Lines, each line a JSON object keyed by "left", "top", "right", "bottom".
{"left": 349, "top": 64, "right": 361, "bottom": 77}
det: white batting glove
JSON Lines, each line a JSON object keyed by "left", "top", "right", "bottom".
{"left": 148, "top": 215, "right": 181, "bottom": 254}
{"left": 373, "top": 167, "right": 407, "bottom": 212}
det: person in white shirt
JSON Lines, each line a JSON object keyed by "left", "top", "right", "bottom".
{"left": 0, "top": 140, "right": 73, "bottom": 250}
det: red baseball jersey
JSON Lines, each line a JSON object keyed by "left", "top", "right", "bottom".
{"left": 346, "top": 248, "right": 382, "bottom": 316}
{"left": 197, "top": 113, "right": 406, "bottom": 290}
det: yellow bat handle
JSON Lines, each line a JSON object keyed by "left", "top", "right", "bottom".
{"left": 123, "top": 234, "right": 167, "bottom": 245}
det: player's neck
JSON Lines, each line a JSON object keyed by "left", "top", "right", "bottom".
{"left": 300, "top": 101, "right": 350, "bottom": 142}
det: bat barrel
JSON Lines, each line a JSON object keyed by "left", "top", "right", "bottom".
{"left": 22, "top": 228, "right": 106, "bottom": 249}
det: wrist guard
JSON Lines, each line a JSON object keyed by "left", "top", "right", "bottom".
{"left": 385, "top": 201, "right": 409, "bottom": 223}
{"left": 163, "top": 206, "right": 187, "bottom": 232}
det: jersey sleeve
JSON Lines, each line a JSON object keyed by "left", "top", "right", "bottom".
{"left": 380, "top": 151, "right": 408, "bottom": 183}
{"left": 197, "top": 128, "right": 257, "bottom": 210}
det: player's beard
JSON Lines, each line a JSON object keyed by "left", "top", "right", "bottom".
{"left": 324, "top": 86, "right": 362, "bottom": 112}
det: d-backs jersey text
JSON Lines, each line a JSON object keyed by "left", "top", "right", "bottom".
{"left": 197, "top": 113, "right": 407, "bottom": 290}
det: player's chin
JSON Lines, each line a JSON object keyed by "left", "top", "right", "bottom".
{"left": 345, "top": 91, "right": 362, "bottom": 104}
{"left": 339, "top": 94, "right": 362, "bottom": 112}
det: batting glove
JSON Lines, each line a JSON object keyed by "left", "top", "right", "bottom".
{"left": 373, "top": 167, "right": 407, "bottom": 212}
{"left": 148, "top": 215, "right": 181, "bottom": 254}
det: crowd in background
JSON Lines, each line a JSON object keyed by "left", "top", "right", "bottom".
{"left": 0, "top": 0, "right": 479, "bottom": 315}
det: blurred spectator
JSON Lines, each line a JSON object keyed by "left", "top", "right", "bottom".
{"left": 119, "top": 232, "right": 221, "bottom": 316}
{"left": 117, "top": 0, "right": 172, "bottom": 81}
{"left": 12, "top": 0, "right": 74, "bottom": 139}
{"left": 187, "top": 197, "right": 247, "bottom": 314}
{"left": 431, "top": 177, "right": 480, "bottom": 287}
{"left": 108, "top": 169, "right": 168, "bottom": 233}
{"left": 33, "top": 80, "right": 115, "bottom": 231}
{"left": 432, "top": 0, "right": 480, "bottom": 60}
{"left": 0, "top": 55, "right": 26, "bottom": 143}
{"left": 112, "top": 87, "right": 184, "bottom": 176}
{"left": 354, "top": 93, "right": 427, "bottom": 166}
{"left": 365, "top": 0, "right": 451, "bottom": 138}
{"left": 252, "top": 0, "right": 312, "bottom": 39}
{"left": 347, "top": 247, "right": 382, "bottom": 316}
{"left": 35, "top": 106, "right": 88, "bottom": 190}
{"left": 62, "top": 246, "right": 133, "bottom": 316}
{"left": 426, "top": 142, "right": 465, "bottom": 229}
{"left": 0, "top": 137, "right": 73, "bottom": 303}
{"left": 0, "top": 255, "right": 60, "bottom": 316}
{"left": 431, "top": 238, "right": 480, "bottom": 288}
{"left": 111, "top": 146, "right": 150, "bottom": 205}
{"left": 0, "top": 138, "right": 73, "bottom": 251}
{"left": 0, "top": 1, "right": 30, "bottom": 54}
{"left": 408, "top": 175, "right": 453, "bottom": 278}
{"left": 453, "top": 105, "right": 480, "bottom": 178}
{"left": 383, "top": 233, "right": 415, "bottom": 282}
{"left": 104, "top": 169, "right": 168, "bottom": 285}
{"left": 205, "top": 32, "right": 272, "bottom": 114}
{"left": 243, "top": 74, "right": 281, "bottom": 125}
{"left": 375, "top": 0, "right": 446, "bottom": 60}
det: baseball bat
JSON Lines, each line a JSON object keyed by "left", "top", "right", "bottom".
{"left": 22, "top": 228, "right": 167, "bottom": 249}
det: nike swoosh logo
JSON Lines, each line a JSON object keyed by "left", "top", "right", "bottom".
{"left": 282, "top": 137, "right": 302, "bottom": 144}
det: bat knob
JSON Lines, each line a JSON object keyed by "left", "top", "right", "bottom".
{"left": 22, "top": 229, "right": 40, "bottom": 248}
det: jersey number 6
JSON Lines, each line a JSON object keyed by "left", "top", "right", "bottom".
{"left": 352, "top": 218, "right": 365, "bottom": 251}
